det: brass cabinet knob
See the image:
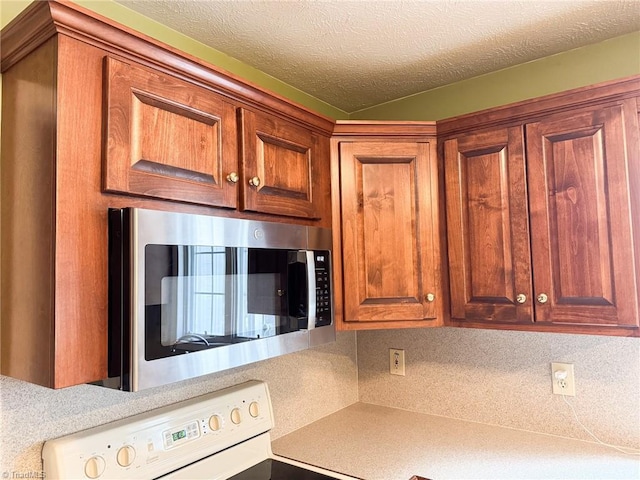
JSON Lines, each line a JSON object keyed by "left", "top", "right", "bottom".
{"left": 249, "top": 176, "right": 261, "bottom": 187}
{"left": 537, "top": 293, "right": 548, "bottom": 304}
{"left": 226, "top": 172, "right": 239, "bottom": 183}
{"left": 516, "top": 294, "right": 527, "bottom": 304}
{"left": 425, "top": 293, "right": 435, "bottom": 302}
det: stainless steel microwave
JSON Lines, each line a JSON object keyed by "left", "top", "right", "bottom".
{"left": 102, "top": 208, "right": 334, "bottom": 391}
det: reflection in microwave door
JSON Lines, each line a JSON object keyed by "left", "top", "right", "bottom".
{"left": 262, "top": 322, "right": 274, "bottom": 336}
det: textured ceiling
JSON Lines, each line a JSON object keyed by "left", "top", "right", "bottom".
{"left": 115, "top": 0, "right": 640, "bottom": 113}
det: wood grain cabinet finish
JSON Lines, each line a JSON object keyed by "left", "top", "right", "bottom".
{"left": 2, "top": 5, "right": 638, "bottom": 393}
{"left": 526, "top": 102, "right": 639, "bottom": 328}
{"left": 1, "top": 35, "right": 109, "bottom": 389}
{"left": 239, "top": 109, "right": 323, "bottom": 219}
{"left": 443, "top": 94, "right": 640, "bottom": 335}
{"left": 444, "top": 126, "right": 533, "bottom": 324}
{"left": 0, "top": 1, "right": 333, "bottom": 389}
{"left": 332, "top": 122, "right": 444, "bottom": 330}
{"left": 103, "top": 57, "right": 238, "bottom": 208}
{"left": 103, "top": 57, "right": 328, "bottom": 220}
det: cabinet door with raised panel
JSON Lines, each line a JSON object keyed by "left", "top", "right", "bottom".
{"left": 526, "top": 102, "right": 640, "bottom": 328}
{"left": 444, "top": 127, "right": 533, "bottom": 325}
{"left": 240, "top": 109, "right": 324, "bottom": 219}
{"left": 340, "top": 141, "right": 440, "bottom": 323}
{"left": 103, "top": 57, "right": 238, "bottom": 208}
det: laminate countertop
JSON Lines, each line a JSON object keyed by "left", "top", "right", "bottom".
{"left": 271, "top": 403, "right": 640, "bottom": 480}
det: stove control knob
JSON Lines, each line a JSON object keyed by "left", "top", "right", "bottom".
{"left": 249, "top": 401, "right": 260, "bottom": 418}
{"left": 231, "top": 407, "right": 242, "bottom": 425}
{"left": 209, "top": 414, "right": 222, "bottom": 431}
{"left": 84, "top": 455, "right": 106, "bottom": 479}
{"left": 116, "top": 445, "right": 136, "bottom": 467}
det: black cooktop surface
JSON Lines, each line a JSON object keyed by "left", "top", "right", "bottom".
{"left": 228, "top": 459, "right": 344, "bottom": 480}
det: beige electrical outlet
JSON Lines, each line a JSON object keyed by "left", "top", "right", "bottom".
{"left": 389, "top": 349, "right": 405, "bottom": 376}
{"left": 551, "top": 362, "right": 576, "bottom": 396}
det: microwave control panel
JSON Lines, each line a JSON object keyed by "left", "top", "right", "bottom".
{"left": 314, "top": 251, "right": 332, "bottom": 327}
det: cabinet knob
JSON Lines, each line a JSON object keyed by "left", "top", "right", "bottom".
{"left": 516, "top": 294, "right": 527, "bottom": 304}
{"left": 226, "top": 172, "right": 239, "bottom": 183}
{"left": 249, "top": 176, "right": 261, "bottom": 187}
{"left": 537, "top": 293, "right": 548, "bottom": 304}
{"left": 425, "top": 293, "right": 435, "bottom": 302}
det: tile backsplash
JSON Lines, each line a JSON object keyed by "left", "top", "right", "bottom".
{"left": 357, "top": 327, "right": 640, "bottom": 450}
{"left": 0, "top": 331, "right": 358, "bottom": 473}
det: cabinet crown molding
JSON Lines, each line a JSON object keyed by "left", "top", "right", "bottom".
{"left": 333, "top": 120, "right": 437, "bottom": 137}
{"left": 0, "top": 0, "right": 335, "bottom": 135}
{"left": 437, "top": 75, "right": 640, "bottom": 138}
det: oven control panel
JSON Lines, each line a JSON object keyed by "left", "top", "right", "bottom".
{"left": 162, "top": 420, "right": 201, "bottom": 449}
{"left": 42, "top": 381, "right": 272, "bottom": 479}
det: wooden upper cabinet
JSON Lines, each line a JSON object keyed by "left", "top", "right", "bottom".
{"left": 444, "top": 94, "right": 640, "bottom": 335}
{"left": 103, "top": 56, "right": 238, "bottom": 208}
{"left": 1, "top": 0, "right": 336, "bottom": 390}
{"left": 239, "top": 109, "right": 321, "bottom": 219}
{"left": 526, "top": 102, "right": 639, "bottom": 328}
{"left": 444, "top": 126, "right": 533, "bottom": 324}
{"left": 102, "top": 57, "right": 331, "bottom": 222}
{"left": 337, "top": 138, "right": 442, "bottom": 327}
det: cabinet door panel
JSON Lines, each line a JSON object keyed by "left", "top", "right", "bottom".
{"left": 340, "top": 142, "right": 438, "bottom": 322}
{"left": 445, "top": 127, "right": 533, "bottom": 323}
{"left": 240, "top": 109, "right": 320, "bottom": 219}
{"left": 526, "top": 104, "right": 639, "bottom": 326}
{"left": 103, "top": 57, "right": 237, "bottom": 208}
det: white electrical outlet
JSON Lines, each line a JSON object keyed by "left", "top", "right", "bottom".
{"left": 389, "top": 348, "right": 405, "bottom": 376}
{"left": 551, "top": 362, "right": 576, "bottom": 396}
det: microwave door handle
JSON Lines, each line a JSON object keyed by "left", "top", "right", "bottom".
{"left": 305, "top": 250, "right": 316, "bottom": 330}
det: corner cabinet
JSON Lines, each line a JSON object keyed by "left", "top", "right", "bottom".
{"left": 441, "top": 79, "right": 640, "bottom": 336}
{"left": 0, "top": 1, "right": 333, "bottom": 388}
{"left": 331, "top": 122, "right": 445, "bottom": 330}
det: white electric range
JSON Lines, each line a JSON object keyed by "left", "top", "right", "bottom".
{"left": 42, "top": 381, "right": 360, "bottom": 479}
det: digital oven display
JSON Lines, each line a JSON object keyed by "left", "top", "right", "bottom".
{"left": 163, "top": 421, "right": 199, "bottom": 449}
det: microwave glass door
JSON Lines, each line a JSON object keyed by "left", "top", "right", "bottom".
{"left": 145, "top": 246, "right": 307, "bottom": 361}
